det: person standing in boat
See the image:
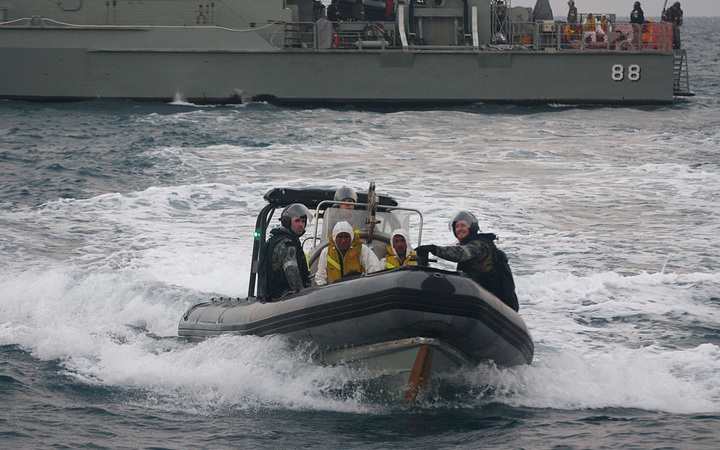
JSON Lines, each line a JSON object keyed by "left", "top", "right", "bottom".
{"left": 257, "top": 203, "right": 313, "bottom": 301}
{"left": 663, "top": 2, "right": 683, "bottom": 50}
{"left": 380, "top": 229, "right": 418, "bottom": 269}
{"left": 567, "top": 1, "right": 578, "bottom": 24}
{"left": 315, "top": 221, "right": 381, "bottom": 285}
{"left": 415, "top": 211, "right": 519, "bottom": 311}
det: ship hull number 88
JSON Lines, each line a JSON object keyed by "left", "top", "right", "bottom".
{"left": 612, "top": 64, "right": 641, "bottom": 81}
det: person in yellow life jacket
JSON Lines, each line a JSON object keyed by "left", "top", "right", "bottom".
{"left": 380, "top": 228, "right": 418, "bottom": 269}
{"left": 315, "top": 221, "right": 381, "bottom": 285}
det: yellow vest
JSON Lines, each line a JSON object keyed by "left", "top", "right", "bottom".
{"left": 384, "top": 246, "right": 418, "bottom": 269}
{"left": 327, "top": 229, "right": 364, "bottom": 282}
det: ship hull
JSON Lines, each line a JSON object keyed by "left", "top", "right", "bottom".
{"left": 0, "top": 27, "right": 675, "bottom": 104}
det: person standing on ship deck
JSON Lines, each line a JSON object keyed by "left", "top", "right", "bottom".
{"left": 630, "top": 1, "right": 645, "bottom": 25}
{"left": 567, "top": 1, "right": 578, "bottom": 24}
{"left": 327, "top": 0, "right": 342, "bottom": 22}
{"left": 663, "top": 2, "right": 683, "bottom": 50}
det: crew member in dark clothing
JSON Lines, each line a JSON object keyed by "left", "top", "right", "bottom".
{"left": 663, "top": 2, "right": 683, "bottom": 49}
{"left": 327, "top": 0, "right": 342, "bottom": 22}
{"left": 415, "top": 211, "right": 520, "bottom": 311}
{"left": 567, "top": 0, "right": 578, "bottom": 24}
{"left": 630, "top": 1, "right": 644, "bottom": 25}
{"left": 257, "top": 203, "right": 312, "bottom": 301}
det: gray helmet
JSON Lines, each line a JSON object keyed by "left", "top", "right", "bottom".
{"left": 449, "top": 211, "right": 480, "bottom": 237}
{"left": 333, "top": 186, "right": 358, "bottom": 203}
{"left": 280, "top": 203, "right": 312, "bottom": 229}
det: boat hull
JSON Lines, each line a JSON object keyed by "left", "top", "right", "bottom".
{"left": 179, "top": 266, "right": 534, "bottom": 368}
{"left": 0, "top": 27, "right": 675, "bottom": 104}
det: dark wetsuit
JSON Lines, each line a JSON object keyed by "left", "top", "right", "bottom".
{"left": 257, "top": 227, "right": 310, "bottom": 301}
{"left": 431, "top": 233, "right": 520, "bottom": 311}
{"left": 664, "top": 6, "right": 683, "bottom": 49}
{"left": 630, "top": 6, "right": 644, "bottom": 25}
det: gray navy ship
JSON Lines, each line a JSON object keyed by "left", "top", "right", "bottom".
{"left": 0, "top": 0, "right": 693, "bottom": 104}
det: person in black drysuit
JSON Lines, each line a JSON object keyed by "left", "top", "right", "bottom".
{"left": 257, "top": 203, "right": 312, "bottom": 301}
{"left": 630, "top": 1, "right": 644, "bottom": 25}
{"left": 327, "top": 0, "right": 342, "bottom": 22}
{"left": 415, "top": 211, "right": 520, "bottom": 311}
{"left": 663, "top": 1, "right": 683, "bottom": 50}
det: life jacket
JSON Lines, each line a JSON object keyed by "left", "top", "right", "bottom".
{"left": 457, "top": 233, "right": 519, "bottom": 311}
{"left": 326, "top": 228, "right": 364, "bottom": 283}
{"left": 384, "top": 245, "right": 418, "bottom": 269}
{"left": 257, "top": 227, "right": 310, "bottom": 301}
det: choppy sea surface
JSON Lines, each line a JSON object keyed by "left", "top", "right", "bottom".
{"left": 2, "top": 17, "right": 719, "bottom": 449}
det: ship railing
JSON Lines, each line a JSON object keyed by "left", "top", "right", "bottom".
{"left": 282, "top": 21, "right": 319, "bottom": 49}
{"left": 507, "top": 21, "right": 674, "bottom": 52}
{"left": 278, "top": 19, "right": 674, "bottom": 53}
{"left": 281, "top": 20, "right": 397, "bottom": 50}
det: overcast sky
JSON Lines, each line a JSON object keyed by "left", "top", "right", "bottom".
{"left": 543, "top": 0, "right": 720, "bottom": 17}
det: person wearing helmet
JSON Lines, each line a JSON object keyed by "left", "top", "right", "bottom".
{"left": 567, "top": 1, "right": 577, "bottom": 24}
{"left": 257, "top": 203, "right": 313, "bottom": 301}
{"left": 415, "top": 211, "right": 519, "bottom": 311}
{"left": 662, "top": 2, "right": 683, "bottom": 49}
{"left": 333, "top": 186, "right": 358, "bottom": 210}
{"left": 380, "top": 229, "right": 418, "bottom": 269}
{"left": 315, "top": 221, "right": 381, "bottom": 286}
{"left": 630, "top": 1, "right": 644, "bottom": 25}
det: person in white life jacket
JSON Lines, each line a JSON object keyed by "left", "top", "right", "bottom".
{"left": 380, "top": 228, "right": 418, "bottom": 269}
{"left": 415, "top": 211, "right": 520, "bottom": 311}
{"left": 315, "top": 221, "right": 381, "bottom": 285}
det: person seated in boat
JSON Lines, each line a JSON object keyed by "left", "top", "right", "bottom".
{"left": 380, "top": 229, "right": 418, "bottom": 269}
{"left": 257, "top": 203, "right": 313, "bottom": 301}
{"left": 414, "top": 211, "right": 520, "bottom": 311}
{"left": 315, "top": 221, "right": 382, "bottom": 285}
{"left": 334, "top": 186, "right": 358, "bottom": 210}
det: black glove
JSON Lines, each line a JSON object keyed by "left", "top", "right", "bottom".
{"left": 415, "top": 245, "right": 436, "bottom": 256}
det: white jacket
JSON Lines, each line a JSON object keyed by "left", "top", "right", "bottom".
{"left": 315, "top": 221, "right": 382, "bottom": 286}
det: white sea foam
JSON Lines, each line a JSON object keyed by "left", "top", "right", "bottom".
{"left": 1, "top": 102, "right": 719, "bottom": 415}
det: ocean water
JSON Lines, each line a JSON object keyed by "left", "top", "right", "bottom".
{"left": 1, "top": 17, "right": 719, "bottom": 449}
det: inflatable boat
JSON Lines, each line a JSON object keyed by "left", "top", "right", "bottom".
{"left": 179, "top": 185, "right": 533, "bottom": 401}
